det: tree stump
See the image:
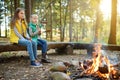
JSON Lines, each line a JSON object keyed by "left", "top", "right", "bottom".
{"left": 66, "top": 45, "right": 73, "bottom": 54}
{"left": 55, "top": 45, "right": 73, "bottom": 54}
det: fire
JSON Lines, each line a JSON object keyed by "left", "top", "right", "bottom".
{"left": 81, "top": 43, "right": 117, "bottom": 79}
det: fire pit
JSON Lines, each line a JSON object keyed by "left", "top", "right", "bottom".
{"left": 45, "top": 43, "right": 120, "bottom": 80}
{"left": 69, "top": 43, "right": 120, "bottom": 80}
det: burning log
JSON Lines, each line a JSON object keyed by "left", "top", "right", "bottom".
{"left": 79, "top": 70, "right": 86, "bottom": 77}
{"left": 83, "top": 59, "right": 93, "bottom": 69}
{"left": 109, "top": 68, "right": 120, "bottom": 80}
{"left": 98, "top": 65, "right": 109, "bottom": 74}
{"left": 110, "top": 61, "right": 120, "bottom": 67}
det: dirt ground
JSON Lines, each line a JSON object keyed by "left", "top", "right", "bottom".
{"left": 0, "top": 50, "right": 120, "bottom": 80}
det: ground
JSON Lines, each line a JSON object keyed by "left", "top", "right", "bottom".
{"left": 0, "top": 50, "right": 120, "bottom": 80}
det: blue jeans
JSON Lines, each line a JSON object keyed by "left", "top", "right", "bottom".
{"left": 37, "top": 39, "right": 47, "bottom": 54}
{"left": 18, "top": 39, "right": 37, "bottom": 61}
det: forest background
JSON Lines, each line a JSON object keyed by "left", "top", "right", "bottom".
{"left": 0, "top": 0, "right": 120, "bottom": 45}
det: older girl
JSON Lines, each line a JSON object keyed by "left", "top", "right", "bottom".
{"left": 10, "top": 8, "right": 42, "bottom": 67}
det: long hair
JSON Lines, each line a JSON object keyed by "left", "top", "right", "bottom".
{"left": 10, "top": 8, "right": 27, "bottom": 28}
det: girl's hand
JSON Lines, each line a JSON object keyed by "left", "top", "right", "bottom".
{"left": 25, "top": 37, "right": 31, "bottom": 41}
{"left": 38, "top": 30, "right": 41, "bottom": 35}
{"left": 23, "top": 35, "right": 31, "bottom": 40}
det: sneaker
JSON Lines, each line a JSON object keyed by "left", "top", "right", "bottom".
{"left": 46, "top": 55, "right": 49, "bottom": 59}
{"left": 41, "top": 59, "right": 51, "bottom": 63}
{"left": 31, "top": 61, "right": 43, "bottom": 67}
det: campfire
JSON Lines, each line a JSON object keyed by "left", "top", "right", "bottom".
{"left": 69, "top": 43, "right": 120, "bottom": 80}
{"left": 46, "top": 43, "right": 120, "bottom": 80}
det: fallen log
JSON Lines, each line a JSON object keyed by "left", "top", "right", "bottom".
{"left": 0, "top": 42, "right": 120, "bottom": 54}
{"left": 0, "top": 42, "right": 71, "bottom": 53}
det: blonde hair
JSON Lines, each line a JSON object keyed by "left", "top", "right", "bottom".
{"left": 30, "top": 14, "right": 38, "bottom": 20}
{"left": 31, "top": 14, "right": 38, "bottom": 18}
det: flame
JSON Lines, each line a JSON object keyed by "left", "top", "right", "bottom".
{"left": 83, "top": 43, "right": 116, "bottom": 79}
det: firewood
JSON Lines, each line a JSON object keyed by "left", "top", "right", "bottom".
{"left": 83, "top": 64, "right": 88, "bottom": 70}
{"left": 110, "top": 61, "right": 120, "bottom": 67}
{"left": 118, "top": 69, "right": 120, "bottom": 75}
{"left": 98, "top": 65, "right": 109, "bottom": 74}
{"left": 79, "top": 68, "right": 92, "bottom": 77}
{"left": 79, "top": 70, "right": 86, "bottom": 77}
{"left": 83, "top": 59, "right": 93, "bottom": 69}
{"left": 79, "top": 61, "right": 82, "bottom": 66}
{"left": 110, "top": 68, "right": 120, "bottom": 79}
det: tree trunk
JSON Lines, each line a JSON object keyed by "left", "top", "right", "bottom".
{"left": 14, "top": 0, "right": 20, "bottom": 11}
{"left": 69, "top": 0, "right": 72, "bottom": 42}
{"left": 10, "top": 0, "right": 13, "bottom": 18}
{"left": 60, "top": 0, "right": 62, "bottom": 41}
{"left": 45, "top": 0, "right": 53, "bottom": 41}
{"left": 108, "top": 0, "right": 117, "bottom": 44}
{"left": 25, "top": 0, "right": 31, "bottom": 23}
{"left": 59, "top": 0, "right": 64, "bottom": 41}
{"left": 31, "top": 0, "right": 34, "bottom": 14}
{"left": 50, "top": 0, "right": 53, "bottom": 41}
{"left": 63, "top": 1, "right": 68, "bottom": 41}
{"left": 94, "top": 1, "right": 101, "bottom": 43}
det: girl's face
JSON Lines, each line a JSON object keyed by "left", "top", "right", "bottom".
{"left": 18, "top": 10, "right": 25, "bottom": 20}
{"left": 31, "top": 15, "right": 38, "bottom": 24}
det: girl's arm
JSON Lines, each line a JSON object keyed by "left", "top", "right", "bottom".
{"left": 14, "top": 27, "right": 25, "bottom": 39}
{"left": 28, "top": 27, "right": 40, "bottom": 37}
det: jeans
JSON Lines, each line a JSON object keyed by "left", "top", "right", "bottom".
{"left": 37, "top": 39, "right": 47, "bottom": 54}
{"left": 18, "top": 39, "right": 37, "bottom": 61}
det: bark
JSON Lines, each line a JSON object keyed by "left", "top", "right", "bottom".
{"left": 10, "top": 0, "right": 13, "bottom": 18}
{"left": 25, "top": 0, "right": 31, "bottom": 23}
{"left": 1, "top": 42, "right": 120, "bottom": 53}
{"left": 46, "top": 0, "right": 53, "bottom": 41}
{"left": 50, "top": 0, "right": 53, "bottom": 41}
{"left": 69, "top": 0, "right": 72, "bottom": 42}
{"left": 94, "top": 1, "right": 101, "bottom": 43}
{"left": 63, "top": 1, "right": 68, "bottom": 41}
{"left": 108, "top": 0, "right": 117, "bottom": 44}
{"left": 31, "top": 0, "right": 34, "bottom": 14}
{"left": 60, "top": 0, "right": 63, "bottom": 41}
{"left": 14, "top": 0, "right": 20, "bottom": 11}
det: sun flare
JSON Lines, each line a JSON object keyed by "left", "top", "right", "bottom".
{"left": 100, "top": 0, "right": 111, "bottom": 15}
{"left": 100, "top": 0, "right": 120, "bottom": 14}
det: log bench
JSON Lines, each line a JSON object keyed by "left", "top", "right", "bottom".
{"left": 0, "top": 42, "right": 120, "bottom": 55}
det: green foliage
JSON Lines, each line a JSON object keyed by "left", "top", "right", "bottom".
{"left": 1, "top": 0, "right": 120, "bottom": 45}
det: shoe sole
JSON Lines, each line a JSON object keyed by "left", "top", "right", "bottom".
{"left": 30, "top": 65, "right": 43, "bottom": 68}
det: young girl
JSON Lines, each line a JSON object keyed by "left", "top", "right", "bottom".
{"left": 10, "top": 8, "right": 42, "bottom": 67}
{"left": 28, "top": 14, "right": 51, "bottom": 63}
